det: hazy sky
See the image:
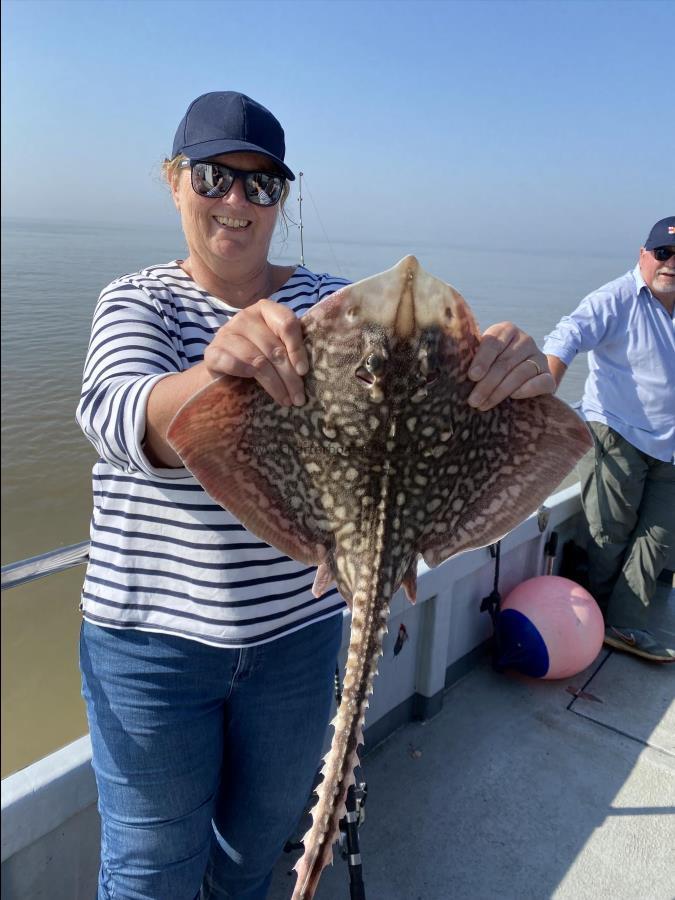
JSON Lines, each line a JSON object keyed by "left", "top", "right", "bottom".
{"left": 1, "top": 0, "right": 672, "bottom": 254}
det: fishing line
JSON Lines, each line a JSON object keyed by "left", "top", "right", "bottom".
{"left": 301, "top": 174, "right": 344, "bottom": 276}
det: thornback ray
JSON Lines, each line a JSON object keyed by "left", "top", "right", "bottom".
{"left": 167, "top": 255, "right": 592, "bottom": 899}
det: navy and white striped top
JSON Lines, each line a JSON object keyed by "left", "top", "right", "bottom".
{"left": 76, "top": 261, "right": 350, "bottom": 647}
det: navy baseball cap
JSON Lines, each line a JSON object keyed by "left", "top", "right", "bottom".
{"left": 644, "top": 216, "right": 675, "bottom": 250}
{"left": 171, "top": 91, "right": 295, "bottom": 181}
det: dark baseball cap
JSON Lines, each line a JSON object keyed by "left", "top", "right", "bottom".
{"left": 171, "top": 91, "right": 295, "bottom": 181}
{"left": 644, "top": 216, "right": 675, "bottom": 250}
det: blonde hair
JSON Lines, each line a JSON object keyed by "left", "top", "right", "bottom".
{"left": 162, "top": 153, "right": 188, "bottom": 188}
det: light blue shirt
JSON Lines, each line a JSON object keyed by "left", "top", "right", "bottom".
{"left": 543, "top": 265, "right": 675, "bottom": 463}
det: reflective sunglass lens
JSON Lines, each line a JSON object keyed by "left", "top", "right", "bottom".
{"left": 245, "top": 173, "right": 283, "bottom": 206}
{"left": 192, "top": 163, "right": 233, "bottom": 198}
{"left": 653, "top": 247, "right": 675, "bottom": 262}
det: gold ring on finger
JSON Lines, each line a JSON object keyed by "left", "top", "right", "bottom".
{"left": 524, "top": 357, "right": 542, "bottom": 377}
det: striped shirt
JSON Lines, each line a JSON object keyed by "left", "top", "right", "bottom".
{"left": 76, "top": 261, "right": 350, "bottom": 647}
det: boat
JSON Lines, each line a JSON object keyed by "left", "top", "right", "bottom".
{"left": 3, "top": 481, "right": 673, "bottom": 898}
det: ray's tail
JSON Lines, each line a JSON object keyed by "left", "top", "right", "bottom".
{"left": 292, "top": 582, "right": 390, "bottom": 900}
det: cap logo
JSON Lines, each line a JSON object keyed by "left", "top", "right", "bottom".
{"left": 668, "top": 226, "right": 675, "bottom": 235}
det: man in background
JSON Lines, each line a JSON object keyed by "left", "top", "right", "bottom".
{"left": 543, "top": 216, "right": 675, "bottom": 663}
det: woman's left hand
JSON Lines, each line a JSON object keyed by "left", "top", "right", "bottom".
{"left": 466, "top": 322, "right": 555, "bottom": 411}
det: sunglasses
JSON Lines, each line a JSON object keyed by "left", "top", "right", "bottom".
{"left": 652, "top": 247, "right": 675, "bottom": 262}
{"left": 180, "top": 160, "right": 285, "bottom": 206}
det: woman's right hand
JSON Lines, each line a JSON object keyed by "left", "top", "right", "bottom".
{"left": 145, "top": 300, "right": 309, "bottom": 468}
{"left": 205, "top": 299, "right": 309, "bottom": 407}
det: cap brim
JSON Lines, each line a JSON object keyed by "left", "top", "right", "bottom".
{"left": 181, "top": 138, "right": 295, "bottom": 180}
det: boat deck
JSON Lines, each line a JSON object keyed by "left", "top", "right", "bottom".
{"left": 270, "top": 583, "right": 675, "bottom": 900}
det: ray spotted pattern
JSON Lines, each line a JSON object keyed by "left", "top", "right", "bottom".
{"left": 167, "top": 256, "right": 592, "bottom": 899}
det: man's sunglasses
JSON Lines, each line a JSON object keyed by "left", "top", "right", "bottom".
{"left": 652, "top": 247, "right": 675, "bottom": 262}
{"left": 179, "top": 160, "right": 285, "bottom": 206}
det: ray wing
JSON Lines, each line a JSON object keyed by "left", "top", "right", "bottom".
{"left": 167, "top": 375, "right": 331, "bottom": 567}
{"left": 419, "top": 393, "right": 591, "bottom": 567}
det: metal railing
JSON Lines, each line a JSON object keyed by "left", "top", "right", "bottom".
{"left": 0, "top": 507, "right": 550, "bottom": 593}
{"left": 1, "top": 541, "right": 90, "bottom": 592}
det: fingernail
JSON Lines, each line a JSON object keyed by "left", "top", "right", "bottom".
{"left": 293, "top": 393, "right": 305, "bottom": 406}
{"left": 469, "top": 366, "right": 482, "bottom": 379}
{"left": 295, "top": 360, "right": 309, "bottom": 376}
{"left": 468, "top": 394, "right": 480, "bottom": 407}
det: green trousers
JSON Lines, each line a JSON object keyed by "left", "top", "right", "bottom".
{"left": 578, "top": 422, "right": 675, "bottom": 630}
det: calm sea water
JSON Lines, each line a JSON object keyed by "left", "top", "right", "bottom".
{"left": 0, "top": 217, "right": 629, "bottom": 775}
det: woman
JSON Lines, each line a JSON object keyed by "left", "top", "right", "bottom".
{"left": 77, "top": 90, "right": 555, "bottom": 900}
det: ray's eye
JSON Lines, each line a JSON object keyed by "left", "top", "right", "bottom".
{"left": 356, "top": 351, "right": 386, "bottom": 384}
{"left": 365, "top": 352, "right": 385, "bottom": 375}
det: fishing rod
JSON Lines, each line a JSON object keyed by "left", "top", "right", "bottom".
{"left": 298, "top": 171, "right": 305, "bottom": 266}
{"left": 340, "top": 782, "right": 368, "bottom": 899}
{"left": 334, "top": 665, "right": 368, "bottom": 900}
{"left": 293, "top": 170, "right": 343, "bottom": 275}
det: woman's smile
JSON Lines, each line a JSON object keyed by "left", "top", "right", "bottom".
{"left": 214, "top": 214, "right": 251, "bottom": 230}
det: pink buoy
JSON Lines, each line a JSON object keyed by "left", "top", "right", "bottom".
{"left": 497, "top": 575, "right": 604, "bottom": 679}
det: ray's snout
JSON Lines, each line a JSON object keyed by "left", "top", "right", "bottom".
{"left": 329, "top": 254, "right": 461, "bottom": 344}
{"left": 392, "top": 255, "right": 459, "bottom": 338}
{"left": 333, "top": 255, "right": 447, "bottom": 336}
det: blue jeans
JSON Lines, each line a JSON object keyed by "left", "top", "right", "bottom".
{"left": 80, "top": 614, "right": 343, "bottom": 900}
